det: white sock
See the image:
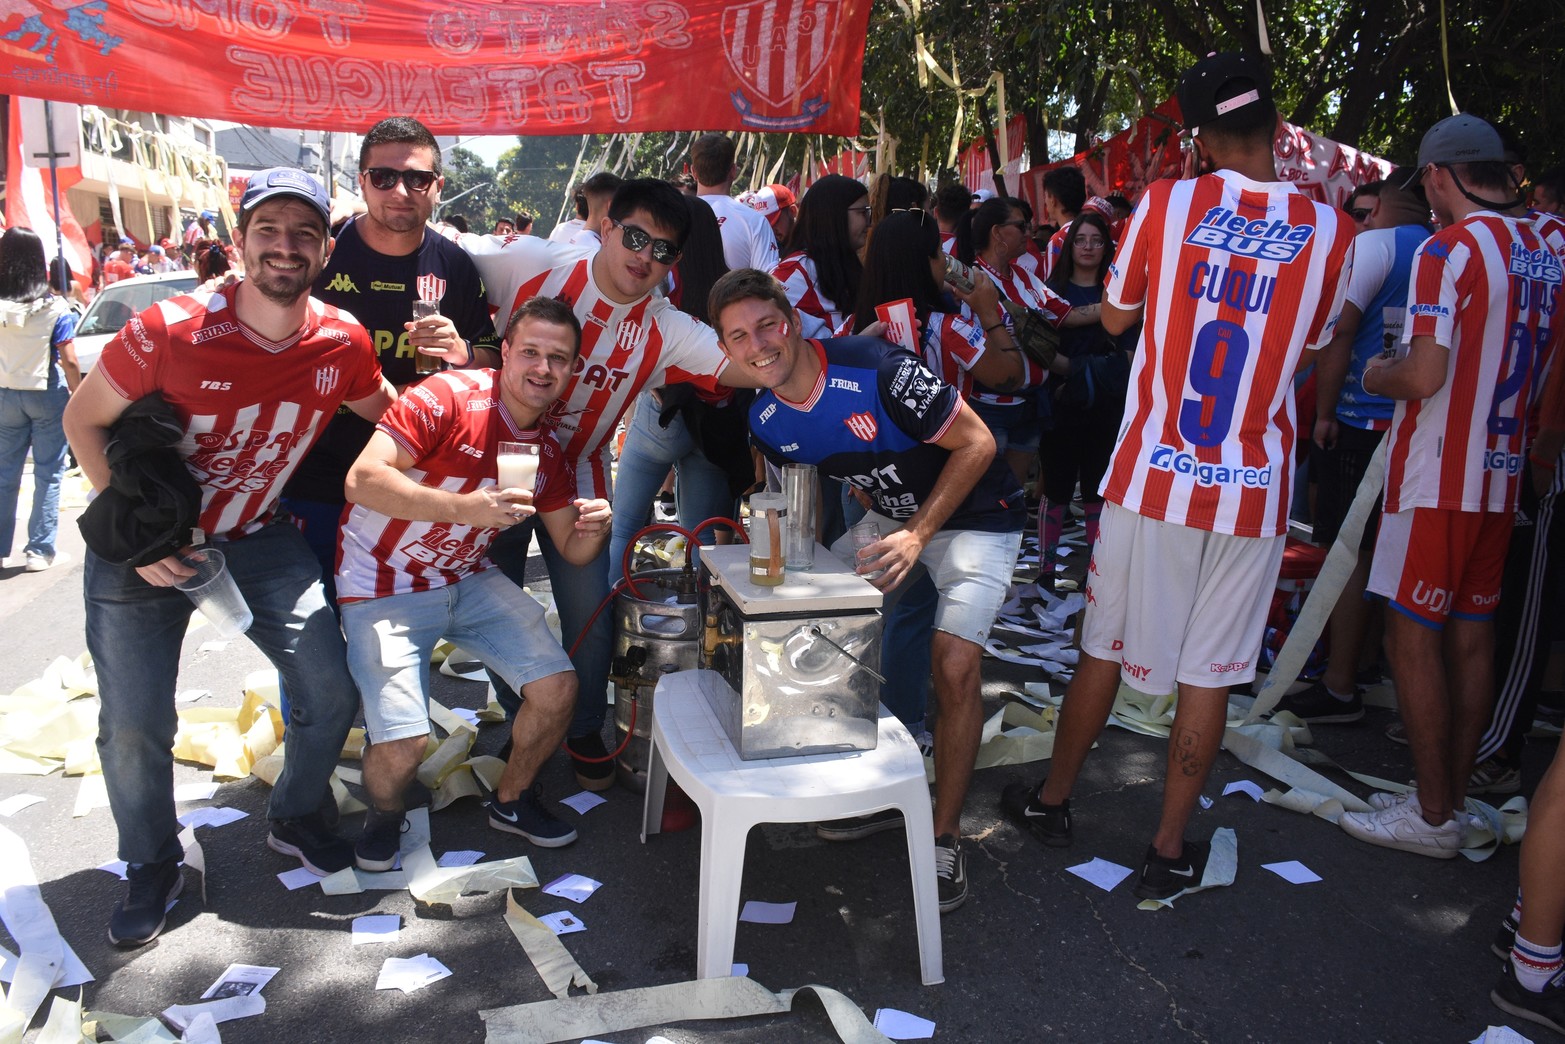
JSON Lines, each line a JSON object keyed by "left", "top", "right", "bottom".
{"left": 1512, "top": 933, "right": 1564, "bottom": 992}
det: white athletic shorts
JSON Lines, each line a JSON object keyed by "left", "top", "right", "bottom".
{"left": 1080, "top": 502, "right": 1285, "bottom": 693}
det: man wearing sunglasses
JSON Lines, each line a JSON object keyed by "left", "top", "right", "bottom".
{"left": 282, "top": 116, "right": 501, "bottom": 607}
{"left": 461, "top": 178, "right": 748, "bottom": 791}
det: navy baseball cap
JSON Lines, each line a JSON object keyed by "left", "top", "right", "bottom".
{"left": 1178, "top": 52, "right": 1273, "bottom": 134}
{"left": 240, "top": 167, "right": 330, "bottom": 223}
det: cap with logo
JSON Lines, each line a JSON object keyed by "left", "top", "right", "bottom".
{"left": 240, "top": 167, "right": 331, "bottom": 224}
{"left": 1400, "top": 114, "right": 1506, "bottom": 189}
{"left": 1178, "top": 51, "right": 1272, "bottom": 135}
{"left": 744, "top": 184, "right": 798, "bottom": 226}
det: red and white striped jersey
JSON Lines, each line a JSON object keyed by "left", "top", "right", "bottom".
{"left": 770, "top": 251, "right": 845, "bottom": 340}
{"left": 96, "top": 287, "right": 383, "bottom": 540}
{"left": 970, "top": 256, "right": 1072, "bottom": 405}
{"left": 336, "top": 370, "right": 573, "bottom": 603}
{"left": 1014, "top": 242, "right": 1045, "bottom": 279}
{"left": 1099, "top": 169, "right": 1355, "bottom": 538}
{"left": 1383, "top": 212, "right": 1565, "bottom": 514}
{"left": 459, "top": 234, "right": 729, "bottom": 499}
{"left": 1039, "top": 226, "right": 1068, "bottom": 281}
{"left": 1532, "top": 210, "right": 1565, "bottom": 256}
{"left": 919, "top": 310, "right": 989, "bottom": 400}
{"left": 939, "top": 231, "right": 957, "bottom": 255}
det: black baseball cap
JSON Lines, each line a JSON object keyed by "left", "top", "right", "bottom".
{"left": 1178, "top": 52, "right": 1273, "bottom": 135}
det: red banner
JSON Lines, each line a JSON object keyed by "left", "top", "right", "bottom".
{"left": 0, "top": 0, "right": 871, "bottom": 135}
{"left": 1013, "top": 98, "right": 1390, "bottom": 210}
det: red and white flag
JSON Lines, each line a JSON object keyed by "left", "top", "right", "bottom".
{"left": 5, "top": 96, "right": 92, "bottom": 292}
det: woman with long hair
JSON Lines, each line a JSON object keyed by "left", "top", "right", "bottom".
{"left": 607, "top": 194, "right": 747, "bottom": 581}
{"left": 853, "top": 210, "right": 1023, "bottom": 398}
{"left": 771, "top": 174, "right": 870, "bottom": 338}
{"left": 1036, "top": 210, "right": 1137, "bottom": 587}
{"left": 868, "top": 174, "right": 929, "bottom": 227}
{"left": 849, "top": 209, "right": 1025, "bottom": 738}
{"left": 0, "top": 227, "right": 80, "bottom": 571}
{"left": 954, "top": 197, "right": 1075, "bottom": 489}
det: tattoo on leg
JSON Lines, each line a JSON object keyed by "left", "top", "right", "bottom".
{"left": 1174, "top": 728, "right": 1203, "bottom": 778}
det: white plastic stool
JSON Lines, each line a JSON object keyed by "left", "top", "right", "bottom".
{"left": 640, "top": 669, "right": 943, "bottom": 986}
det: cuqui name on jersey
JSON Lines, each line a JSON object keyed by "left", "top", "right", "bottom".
{"left": 1147, "top": 444, "right": 1273, "bottom": 488}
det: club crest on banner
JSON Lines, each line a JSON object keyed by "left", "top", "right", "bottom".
{"left": 724, "top": 0, "right": 837, "bottom": 129}
{"left": 844, "top": 411, "right": 877, "bottom": 442}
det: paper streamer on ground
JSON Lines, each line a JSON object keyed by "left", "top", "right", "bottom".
{"left": 0, "top": 824, "right": 92, "bottom": 1030}
{"left": 0, "top": 653, "right": 99, "bottom": 776}
{"left": 479, "top": 978, "right": 891, "bottom": 1044}
{"left": 503, "top": 889, "right": 598, "bottom": 999}
{"left": 922, "top": 701, "right": 1057, "bottom": 781}
{"left": 82, "top": 1012, "right": 179, "bottom": 1042}
{"left": 162, "top": 996, "right": 263, "bottom": 1031}
{"left": 1245, "top": 441, "right": 1386, "bottom": 724}
{"left": 1136, "top": 827, "right": 1238, "bottom": 911}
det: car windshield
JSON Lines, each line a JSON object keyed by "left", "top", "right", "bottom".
{"left": 77, "top": 277, "right": 199, "bottom": 337}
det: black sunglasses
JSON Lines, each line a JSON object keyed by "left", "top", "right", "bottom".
{"left": 1349, "top": 207, "right": 1373, "bottom": 221}
{"left": 614, "top": 221, "right": 681, "bottom": 265}
{"left": 363, "top": 167, "right": 438, "bottom": 193}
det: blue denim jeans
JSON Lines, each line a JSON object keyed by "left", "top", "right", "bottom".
{"left": 342, "top": 568, "right": 573, "bottom": 743}
{"left": 87, "top": 523, "right": 360, "bottom": 865}
{"left": 0, "top": 385, "right": 69, "bottom": 558}
{"left": 607, "top": 392, "right": 735, "bottom": 584}
{"left": 487, "top": 514, "right": 611, "bottom": 739}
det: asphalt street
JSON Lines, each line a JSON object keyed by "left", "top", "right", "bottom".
{"left": 0, "top": 480, "right": 1556, "bottom": 1043}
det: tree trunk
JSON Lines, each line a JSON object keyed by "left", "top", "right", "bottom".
{"left": 974, "top": 95, "right": 1007, "bottom": 196}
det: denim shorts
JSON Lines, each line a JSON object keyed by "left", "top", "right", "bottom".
{"left": 341, "top": 567, "right": 575, "bottom": 743}
{"left": 832, "top": 512, "right": 1021, "bottom": 646}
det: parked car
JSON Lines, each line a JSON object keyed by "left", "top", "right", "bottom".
{"left": 74, "top": 271, "right": 200, "bottom": 373}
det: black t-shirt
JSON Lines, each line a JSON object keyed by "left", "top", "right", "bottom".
{"left": 283, "top": 221, "right": 501, "bottom": 503}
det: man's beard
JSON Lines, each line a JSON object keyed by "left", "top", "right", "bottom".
{"left": 249, "top": 253, "right": 317, "bottom": 305}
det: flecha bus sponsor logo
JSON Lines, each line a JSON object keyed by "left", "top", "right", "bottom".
{"left": 1184, "top": 207, "right": 1315, "bottom": 263}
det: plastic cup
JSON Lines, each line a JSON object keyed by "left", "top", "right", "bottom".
{"left": 849, "top": 520, "right": 885, "bottom": 580}
{"left": 174, "top": 547, "right": 253, "bottom": 639}
{"left": 783, "top": 463, "right": 817, "bottom": 571}
{"left": 413, "top": 298, "right": 442, "bottom": 374}
{"left": 496, "top": 441, "right": 540, "bottom": 493}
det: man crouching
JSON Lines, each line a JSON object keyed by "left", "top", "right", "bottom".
{"left": 337, "top": 297, "right": 612, "bottom": 869}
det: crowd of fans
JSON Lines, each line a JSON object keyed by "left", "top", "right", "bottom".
{"left": 21, "top": 49, "right": 1565, "bottom": 1036}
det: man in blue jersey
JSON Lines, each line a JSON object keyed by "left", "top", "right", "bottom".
{"left": 1277, "top": 177, "right": 1434, "bottom": 723}
{"left": 707, "top": 268, "right": 1025, "bottom": 913}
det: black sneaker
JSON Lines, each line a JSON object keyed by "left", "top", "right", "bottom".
{"left": 1133, "top": 840, "right": 1209, "bottom": 901}
{"left": 565, "top": 732, "right": 615, "bottom": 792}
{"left": 1491, "top": 959, "right": 1565, "bottom": 1035}
{"left": 815, "top": 809, "right": 904, "bottom": 842}
{"left": 488, "top": 784, "right": 578, "bottom": 848}
{"left": 1493, "top": 912, "right": 1520, "bottom": 959}
{"left": 1272, "top": 681, "right": 1365, "bottom": 724}
{"left": 267, "top": 812, "right": 354, "bottom": 876}
{"left": 934, "top": 834, "right": 968, "bottom": 914}
{"left": 108, "top": 859, "right": 183, "bottom": 948}
{"left": 999, "top": 779, "right": 1072, "bottom": 847}
{"left": 355, "top": 806, "right": 405, "bottom": 872}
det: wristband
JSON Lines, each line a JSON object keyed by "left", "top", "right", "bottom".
{"left": 462, "top": 340, "right": 473, "bottom": 367}
{"left": 1530, "top": 454, "right": 1558, "bottom": 470}
{"left": 984, "top": 321, "right": 1005, "bottom": 332}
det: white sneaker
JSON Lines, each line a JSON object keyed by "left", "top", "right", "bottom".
{"left": 1340, "top": 794, "right": 1460, "bottom": 858}
{"left": 23, "top": 552, "right": 52, "bottom": 572}
{"left": 1368, "top": 790, "right": 1412, "bottom": 810}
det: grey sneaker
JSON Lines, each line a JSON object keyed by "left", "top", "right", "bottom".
{"left": 23, "top": 551, "right": 52, "bottom": 572}
{"left": 1468, "top": 756, "right": 1522, "bottom": 796}
{"left": 934, "top": 834, "right": 968, "bottom": 914}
